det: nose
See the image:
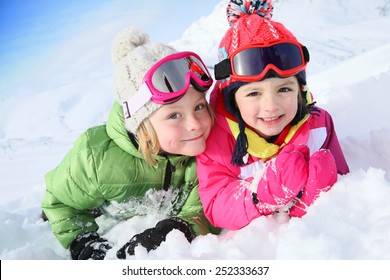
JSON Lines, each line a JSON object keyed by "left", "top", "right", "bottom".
{"left": 261, "top": 93, "right": 279, "bottom": 112}
{"left": 185, "top": 114, "right": 202, "bottom": 131}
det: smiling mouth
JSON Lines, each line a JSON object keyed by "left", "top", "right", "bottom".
{"left": 183, "top": 134, "right": 203, "bottom": 142}
{"left": 261, "top": 116, "right": 281, "bottom": 122}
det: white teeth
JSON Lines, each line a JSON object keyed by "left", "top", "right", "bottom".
{"left": 263, "top": 116, "right": 279, "bottom": 122}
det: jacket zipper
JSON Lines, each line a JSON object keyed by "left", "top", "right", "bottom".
{"left": 163, "top": 159, "right": 175, "bottom": 191}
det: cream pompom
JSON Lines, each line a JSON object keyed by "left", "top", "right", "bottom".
{"left": 111, "top": 26, "right": 150, "bottom": 64}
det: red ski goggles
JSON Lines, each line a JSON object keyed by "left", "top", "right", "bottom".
{"left": 122, "top": 51, "right": 213, "bottom": 118}
{"left": 215, "top": 40, "right": 310, "bottom": 82}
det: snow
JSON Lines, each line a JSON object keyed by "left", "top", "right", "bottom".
{"left": 1, "top": 0, "right": 390, "bottom": 267}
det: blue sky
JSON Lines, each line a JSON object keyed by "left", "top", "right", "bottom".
{"left": 0, "top": 0, "right": 221, "bottom": 97}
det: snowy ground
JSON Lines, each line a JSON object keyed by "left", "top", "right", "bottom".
{"left": 1, "top": 0, "right": 390, "bottom": 267}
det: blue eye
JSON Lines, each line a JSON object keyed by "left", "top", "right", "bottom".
{"left": 169, "top": 113, "right": 181, "bottom": 119}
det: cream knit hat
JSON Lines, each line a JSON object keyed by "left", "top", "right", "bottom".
{"left": 111, "top": 26, "right": 176, "bottom": 134}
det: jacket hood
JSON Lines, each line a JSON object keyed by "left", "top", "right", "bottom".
{"left": 106, "top": 102, "right": 140, "bottom": 157}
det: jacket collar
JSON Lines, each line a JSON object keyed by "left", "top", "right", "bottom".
{"left": 214, "top": 89, "right": 310, "bottom": 160}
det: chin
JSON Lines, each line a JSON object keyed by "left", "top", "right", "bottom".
{"left": 185, "top": 145, "right": 206, "bottom": 157}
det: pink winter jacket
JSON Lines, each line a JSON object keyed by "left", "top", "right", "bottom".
{"left": 196, "top": 94, "right": 349, "bottom": 230}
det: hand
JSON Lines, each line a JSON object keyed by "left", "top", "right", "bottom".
{"left": 70, "top": 232, "right": 112, "bottom": 260}
{"left": 116, "top": 217, "right": 194, "bottom": 259}
{"left": 256, "top": 144, "right": 309, "bottom": 212}
{"left": 289, "top": 149, "right": 338, "bottom": 217}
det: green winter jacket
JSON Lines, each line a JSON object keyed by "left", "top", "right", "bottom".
{"left": 42, "top": 102, "right": 219, "bottom": 249}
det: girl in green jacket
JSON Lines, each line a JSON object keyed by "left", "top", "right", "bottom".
{"left": 41, "top": 26, "right": 220, "bottom": 260}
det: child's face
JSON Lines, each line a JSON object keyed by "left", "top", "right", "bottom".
{"left": 235, "top": 76, "right": 299, "bottom": 139}
{"left": 149, "top": 87, "right": 212, "bottom": 156}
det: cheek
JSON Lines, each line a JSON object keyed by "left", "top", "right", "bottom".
{"left": 157, "top": 127, "right": 179, "bottom": 151}
{"left": 235, "top": 97, "right": 245, "bottom": 111}
{"left": 195, "top": 110, "right": 213, "bottom": 128}
{"left": 202, "top": 113, "right": 213, "bottom": 128}
{"left": 235, "top": 99, "right": 247, "bottom": 114}
{"left": 154, "top": 124, "right": 177, "bottom": 143}
{"left": 279, "top": 98, "right": 298, "bottom": 124}
{"left": 286, "top": 96, "right": 299, "bottom": 115}
{"left": 152, "top": 124, "right": 165, "bottom": 138}
{"left": 238, "top": 102, "right": 258, "bottom": 119}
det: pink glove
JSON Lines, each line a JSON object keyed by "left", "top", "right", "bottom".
{"left": 289, "top": 149, "right": 337, "bottom": 218}
{"left": 256, "top": 144, "right": 309, "bottom": 214}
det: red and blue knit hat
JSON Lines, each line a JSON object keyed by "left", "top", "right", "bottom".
{"left": 217, "top": 0, "right": 307, "bottom": 89}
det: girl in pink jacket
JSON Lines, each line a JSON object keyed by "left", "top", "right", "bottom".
{"left": 196, "top": 0, "right": 349, "bottom": 230}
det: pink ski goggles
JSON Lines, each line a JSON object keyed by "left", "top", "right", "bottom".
{"left": 123, "top": 51, "right": 213, "bottom": 118}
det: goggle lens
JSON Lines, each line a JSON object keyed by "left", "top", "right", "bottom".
{"left": 214, "top": 41, "right": 309, "bottom": 82}
{"left": 232, "top": 43, "right": 304, "bottom": 76}
{"left": 151, "top": 55, "right": 211, "bottom": 94}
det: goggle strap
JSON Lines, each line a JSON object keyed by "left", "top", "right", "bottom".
{"left": 302, "top": 45, "right": 310, "bottom": 63}
{"left": 122, "top": 83, "right": 153, "bottom": 117}
{"left": 214, "top": 58, "right": 232, "bottom": 80}
{"left": 122, "top": 101, "right": 131, "bottom": 119}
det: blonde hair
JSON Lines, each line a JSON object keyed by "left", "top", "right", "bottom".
{"left": 136, "top": 102, "right": 215, "bottom": 166}
{"left": 137, "top": 118, "right": 160, "bottom": 166}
